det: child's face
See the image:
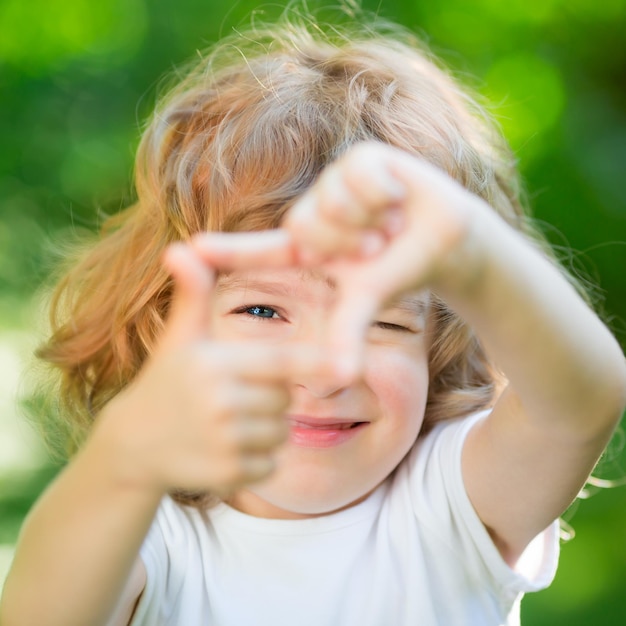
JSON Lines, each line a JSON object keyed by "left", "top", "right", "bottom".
{"left": 211, "top": 268, "right": 430, "bottom": 518}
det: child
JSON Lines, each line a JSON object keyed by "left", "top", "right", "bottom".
{"left": 1, "top": 10, "right": 625, "bottom": 626}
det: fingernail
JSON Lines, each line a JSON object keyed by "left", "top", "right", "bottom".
{"left": 378, "top": 172, "right": 406, "bottom": 201}
{"left": 298, "top": 247, "right": 320, "bottom": 265}
{"left": 383, "top": 208, "right": 406, "bottom": 236}
{"left": 360, "top": 231, "right": 385, "bottom": 257}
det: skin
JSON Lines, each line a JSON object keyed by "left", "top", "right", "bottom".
{"left": 211, "top": 268, "right": 430, "bottom": 518}
{"left": 193, "top": 142, "right": 626, "bottom": 560}
{"left": 1, "top": 142, "right": 625, "bottom": 626}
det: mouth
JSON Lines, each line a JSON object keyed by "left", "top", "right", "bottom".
{"left": 290, "top": 420, "right": 365, "bottom": 430}
{"left": 287, "top": 416, "right": 369, "bottom": 447}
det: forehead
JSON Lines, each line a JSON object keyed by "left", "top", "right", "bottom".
{"left": 217, "top": 268, "right": 334, "bottom": 295}
{"left": 216, "top": 268, "right": 429, "bottom": 316}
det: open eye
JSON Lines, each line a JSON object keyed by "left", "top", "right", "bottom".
{"left": 234, "top": 305, "right": 281, "bottom": 320}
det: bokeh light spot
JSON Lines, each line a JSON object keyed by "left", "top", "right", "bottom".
{"left": 453, "top": 0, "right": 561, "bottom": 24}
{"left": 0, "top": 0, "right": 147, "bottom": 72}
{"left": 484, "top": 54, "right": 565, "bottom": 154}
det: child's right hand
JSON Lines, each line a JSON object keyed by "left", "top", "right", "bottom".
{"left": 94, "top": 244, "right": 313, "bottom": 497}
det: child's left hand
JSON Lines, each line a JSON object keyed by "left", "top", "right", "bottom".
{"left": 192, "top": 142, "right": 485, "bottom": 369}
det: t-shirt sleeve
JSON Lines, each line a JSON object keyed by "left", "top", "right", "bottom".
{"left": 406, "top": 412, "right": 560, "bottom": 600}
{"left": 130, "top": 498, "right": 197, "bottom": 626}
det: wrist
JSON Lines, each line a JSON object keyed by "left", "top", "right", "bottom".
{"left": 87, "top": 395, "right": 168, "bottom": 503}
{"left": 429, "top": 198, "right": 497, "bottom": 302}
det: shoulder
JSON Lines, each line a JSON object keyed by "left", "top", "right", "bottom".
{"left": 404, "top": 410, "right": 489, "bottom": 486}
{"left": 381, "top": 411, "right": 489, "bottom": 556}
{"left": 391, "top": 410, "right": 559, "bottom": 597}
{"left": 140, "top": 495, "right": 215, "bottom": 575}
{"left": 130, "top": 497, "right": 212, "bottom": 626}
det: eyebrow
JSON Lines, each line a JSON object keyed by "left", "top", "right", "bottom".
{"left": 384, "top": 294, "right": 429, "bottom": 317}
{"left": 217, "top": 273, "right": 428, "bottom": 316}
{"left": 216, "top": 271, "right": 337, "bottom": 297}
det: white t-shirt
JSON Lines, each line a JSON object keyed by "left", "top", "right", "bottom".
{"left": 131, "top": 413, "right": 559, "bottom": 626}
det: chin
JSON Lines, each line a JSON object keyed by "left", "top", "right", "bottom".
{"left": 247, "top": 470, "right": 379, "bottom": 518}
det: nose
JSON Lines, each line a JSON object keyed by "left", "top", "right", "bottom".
{"left": 288, "top": 313, "right": 362, "bottom": 398}
{"left": 290, "top": 347, "right": 360, "bottom": 398}
{"left": 295, "top": 375, "right": 345, "bottom": 399}
{"left": 295, "top": 375, "right": 346, "bottom": 398}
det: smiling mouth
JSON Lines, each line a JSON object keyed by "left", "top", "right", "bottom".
{"left": 287, "top": 417, "right": 369, "bottom": 447}
{"left": 290, "top": 420, "right": 365, "bottom": 430}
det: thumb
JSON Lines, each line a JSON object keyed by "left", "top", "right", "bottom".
{"left": 160, "top": 243, "right": 215, "bottom": 350}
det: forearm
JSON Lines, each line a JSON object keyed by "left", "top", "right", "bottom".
{"left": 0, "top": 425, "right": 163, "bottom": 626}
{"left": 438, "top": 205, "right": 626, "bottom": 436}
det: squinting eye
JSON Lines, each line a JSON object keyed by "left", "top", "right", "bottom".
{"left": 374, "top": 321, "right": 412, "bottom": 332}
{"left": 239, "top": 305, "right": 280, "bottom": 319}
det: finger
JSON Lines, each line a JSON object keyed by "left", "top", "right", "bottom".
{"left": 320, "top": 145, "right": 406, "bottom": 226}
{"left": 160, "top": 243, "right": 215, "bottom": 350}
{"left": 209, "top": 342, "right": 337, "bottom": 384}
{"left": 233, "top": 417, "right": 289, "bottom": 451}
{"left": 239, "top": 453, "right": 276, "bottom": 482}
{"left": 286, "top": 194, "right": 387, "bottom": 263}
{"left": 214, "top": 453, "right": 276, "bottom": 493}
{"left": 325, "top": 286, "right": 382, "bottom": 381}
{"left": 192, "top": 230, "right": 296, "bottom": 269}
{"left": 223, "top": 383, "right": 291, "bottom": 417}
{"left": 306, "top": 168, "right": 375, "bottom": 229}
{"left": 290, "top": 143, "right": 406, "bottom": 231}
{"left": 285, "top": 148, "right": 407, "bottom": 261}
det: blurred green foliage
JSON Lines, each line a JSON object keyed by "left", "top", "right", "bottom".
{"left": 1, "top": 0, "right": 625, "bottom": 623}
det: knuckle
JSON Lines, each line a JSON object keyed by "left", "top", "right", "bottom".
{"left": 320, "top": 189, "right": 352, "bottom": 221}
{"left": 285, "top": 208, "right": 312, "bottom": 239}
{"left": 342, "top": 161, "right": 370, "bottom": 195}
{"left": 222, "top": 423, "right": 243, "bottom": 451}
{"left": 317, "top": 172, "right": 356, "bottom": 219}
{"left": 241, "top": 454, "right": 275, "bottom": 480}
{"left": 234, "top": 416, "right": 288, "bottom": 451}
{"left": 218, "top": 458, "right": 247, "bottom": 487}
{"left": 240, "top": 419, "right": 276, "bottom": 448}
{"left": 279, "top": 388, "right": 291, "bottom": 411}
{"left": 210, "top": 384, "right": 238, "bottom": 419}
{"left": 275, "top": 418, "right": 290, "bottom": 442}
{"left": 264, "top": 418, "right": 288, "bottom": 445}
{"left": 269, "top": 385, "right": 291, "bottom": 412}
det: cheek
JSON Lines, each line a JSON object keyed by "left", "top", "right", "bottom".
{"left": 365, "top": 348, "right": 429, "bottom": 431}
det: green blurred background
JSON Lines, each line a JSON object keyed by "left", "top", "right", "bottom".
{"left": 1, "top": 0, "right": 625, "bottom": 622}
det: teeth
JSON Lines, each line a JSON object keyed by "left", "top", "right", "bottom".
{"left": 293, "top": 422, "right": 358, "bottom": 430}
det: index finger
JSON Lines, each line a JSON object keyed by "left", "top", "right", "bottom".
{"left": 192, "top": 230, "right": 297, "bottom": 269}
{"left": 209, "top": 341, "right": 344, "bottom": 386}
{"left": 324, "top": 286, "right": 382, "bottom": 382}
{"left": 159, "top": 243, "right": 216, "bottom": 352}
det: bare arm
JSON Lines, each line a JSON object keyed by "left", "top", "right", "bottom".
{"left": 448, "top": 205, "right": 626, "bottom": 563}
{"left": 350, "top": 149, "right": 626, "bottom": 563}
{"left": 193, "top": 142, "right": 626, "bottom": 564}
{"left": 0, "top": 246, "right": 299, "bottom": 625}
{"left": 341, "top": 149, "right": 626, "bottom": 563}
{"left": 0, "top": 429, "right": 159, "bottom": 626}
